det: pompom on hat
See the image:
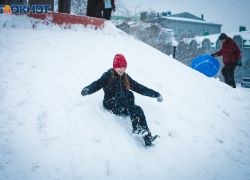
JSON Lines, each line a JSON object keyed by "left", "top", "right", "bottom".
{"left": 113, "top": 54, "right": 127, "bottom": 69}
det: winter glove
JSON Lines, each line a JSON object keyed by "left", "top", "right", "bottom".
{"left": 157, "top": 94, "right": 163, "bottom": 102}
{"left": 210, "top": 54, "right": 214, "bottom": 57}
{"left": 237, "top": 59, "right": 242, "bottom": 66}
{"left": 112, "top": 7, "right": 115, "bottom": 12}
{"left": 81, "top": 88, "right": 89, "bottom": 96}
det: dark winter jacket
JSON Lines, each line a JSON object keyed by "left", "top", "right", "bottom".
{"left": 81, "top": 69, "right": 160, "bottom": 104}
{"left": 212, "top": 37, "right": 241, "bottom": 65}
{"left": 87, "top": 0, "right": 103, "bottom": 18}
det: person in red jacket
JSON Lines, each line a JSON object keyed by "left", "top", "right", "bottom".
{"left": 103, "top": 0, "right": 115, "bottom": 20}
{"left": 212, "top": 33, "right": 242, "bottom": 88}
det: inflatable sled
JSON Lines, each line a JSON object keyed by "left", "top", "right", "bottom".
{"left": 190, "top": 55, "right": 220, "bottom": 77}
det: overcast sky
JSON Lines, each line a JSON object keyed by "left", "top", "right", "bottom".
{"left": 117, "top": 0, "right": 250, "bottom": 33}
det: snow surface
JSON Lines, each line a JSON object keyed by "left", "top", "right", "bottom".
{"left": 162, "top": 16, "right": 221, "bottom": 25}
{"left": 0, "top": 15, "right": 250, "bottom": 180}
{"left": 191, "top": 30, "right": 250, "bottom": 49}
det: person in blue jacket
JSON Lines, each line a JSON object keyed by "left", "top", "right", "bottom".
{"left": 81, "top": 54, "right": 163, "bottom": 147}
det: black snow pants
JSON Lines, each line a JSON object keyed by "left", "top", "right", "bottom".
{"left": 103, "top": 91, "right": 148, "bottom": 129}
{"left": 103, "top": 8, "right": 112, "bottom": 20}
{"left": 222, "top": 63, "right": 237, "bottom": 88}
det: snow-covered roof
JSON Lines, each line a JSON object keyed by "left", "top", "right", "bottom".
{"left": 236, "top": 31, "right": 250, "bottom": 46}
{"left": 170, "top": 12, "right": 203, "bottom": 21}
{"left": 162, "top": 16, "right": 222, "bottom": 25}
{"left": 186, "top": 30, "right": 250, "bottom": 49}
{"left": 127, "top": 22, "right": 153, "bottom": 29}
{"left": 193, "top": 34, "right": 220, "bottom": 49}
{"left": 128, "top": 22, "right": 171, "bottom": 30}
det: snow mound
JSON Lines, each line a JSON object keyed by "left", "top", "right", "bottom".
{"left": 0, "top": 14, "right": 250, "bottom": 180}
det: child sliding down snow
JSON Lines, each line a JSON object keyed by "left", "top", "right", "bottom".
{"left": 81, "top": 54, "right": 163, "bottom": 148}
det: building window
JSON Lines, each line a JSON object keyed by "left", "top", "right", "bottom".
{"left": 240, "top": 42, "right": 243, "bottom": 48}
{"left": 217, "top": 45, "right": 221, "bottom": 50}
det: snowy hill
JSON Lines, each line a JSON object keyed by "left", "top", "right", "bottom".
{"left": 0, "top": 15, "right": 250, "bottom": 180}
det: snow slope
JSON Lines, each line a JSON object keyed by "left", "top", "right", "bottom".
{"left": 0, "top": 15, "right": 250, "bottom": 180}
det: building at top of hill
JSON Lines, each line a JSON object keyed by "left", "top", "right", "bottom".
{"left": 147, "top": 12, "right": 222, "bottom": 42}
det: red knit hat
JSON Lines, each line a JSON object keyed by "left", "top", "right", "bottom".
{"left": 113, "top": 54, "right": 127, "bottom": 69}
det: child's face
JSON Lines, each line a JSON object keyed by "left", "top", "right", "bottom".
{"left": 115, "top": 67, "right": 126, "bottom": 75}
